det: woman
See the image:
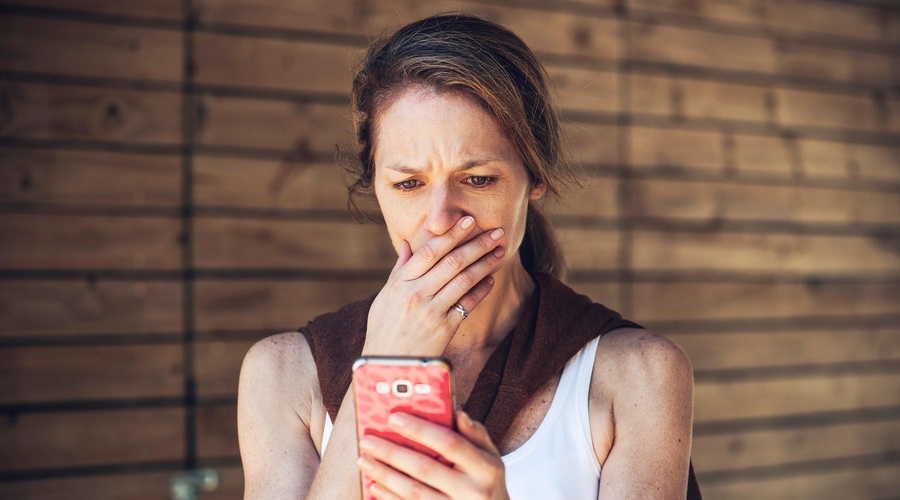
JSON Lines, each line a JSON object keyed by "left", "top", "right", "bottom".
{"left": 237, "top": 13, "right": 698, "bottom": 500}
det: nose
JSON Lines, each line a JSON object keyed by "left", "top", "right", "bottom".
{"left": 423, "top": 183, "right": 465, "bottom": 236}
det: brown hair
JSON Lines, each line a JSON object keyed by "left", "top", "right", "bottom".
{"left": 347, "top": 12, "right": 580, "bottom": 279}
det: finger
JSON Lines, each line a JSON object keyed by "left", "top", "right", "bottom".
{"left": 387, "top": 412, "right": 499, "bottom": 484}
{"left": 445, "top": 275, "right": 494, "bottom": 324}
{"left": 391, "top": 239, "right": 413, "bottom": 274}
{"left": 358, "top": 455, "right": 448, "bottom": 500}
{"left": 369, "top": 482, "right": 403, "bottom": 500}
{"left": 433, "top": 244, "right": 505, "bottom": 314}
{"left": 456, "top": 411, "right": 500, "bottom": 455}
{"left": 359, "top": 435, "right": 466, "bottom": 495}
{"left": 396, "top": 216, "right": 477, "bottom": 281}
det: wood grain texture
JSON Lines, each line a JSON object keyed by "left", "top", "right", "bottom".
{"left": 193, "top": 217, "right": 395, "bottom": 270}
{"left": 0, "top": 0, "right": 184, "bottom": 20}
{"left": 631, "top": 0, "right": 900, "bottom": 44}
{"left": 0, "top": 470, "right": 174, "bottom": 500}
{"left": 632, "top": 230, "right": 900, "bottom": 277}
{"left": 695, "top": 371, "right": 900, "bottom": 423}
{"left": 627, "top": 178, "right": 900, "bottom": 226}
{"left": 195, "top": 340, "right": 254, "bottom": 399}
{"left": 193, "top": 32, "right": 358, "bottom": 94}
{"left": 693, "top": 419, "right": 900, "bottom": 473}
{"left": 193, "top": 155, "right": 352, "bottom": 212}
{"left": 0, "top": 15, "right": 183, "bottom": 81}
{"left": 0, "top": 214, "right": 182, "bottom": 269}
{"left": 557, "top": 226, "right": 620, "bottom": 271}
{"left": 629, "top": 20, "right": 894, "bottom": 85}
{"left": 671, "top": 327, "right": 900, "bottom": 371}
{"left": 634, "top": 282, "right": 900, "bottom": 322}
{"left": 0, "top": 279, "right": 182, "bottom": 337}
{"left": 193, "top": 279, "right": 382, "bottom": 333}
{"left": 0, "top": 147, "right": 181, "bottom": 207}
{"left": 0, "top": 82, "right": 182, "bottom": 145}
{"left": 0, "top": 407, "right": 184, "bottom": 471}
{"left": 196, "top": 403, "right": 238, "bottom": 459}
{"left": 0, "top": 344, "right": 183, "bottom": 403}
{"left": 699, "top": 462, "right": 900, "bottom": 500}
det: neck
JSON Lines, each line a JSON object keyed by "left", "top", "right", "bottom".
{"left": 445, "top": 258, "right": 536, "bottom": 357}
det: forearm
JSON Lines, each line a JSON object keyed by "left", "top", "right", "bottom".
{"left": 306, "top": 389, "right": 362, "bottom": 500}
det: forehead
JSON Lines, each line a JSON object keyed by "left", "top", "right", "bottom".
{"left": 373, "top": 87, "right": 521, "bottom": 168}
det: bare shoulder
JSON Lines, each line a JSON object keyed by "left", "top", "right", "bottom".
{"left": 238, "top": 332, "right": 325, "bottom": 498}
{"left": 594, "top": 327, "right": 694, "bottom": 396}
{"left": 239, "top": 331, "right": 322, "bottom": 429}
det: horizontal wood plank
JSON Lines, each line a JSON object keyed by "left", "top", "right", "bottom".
{"left": 0, "top": 214, "right": 182, "bottom": 269}
{"left": 0, "top": 344, "right": 183, "bottom": 403}
{"left": 557, "top": 227, "right": 619, "bottom": 271}
{"left": 193, "top": 279, "right": 382, "bottom": 333}
{"left": 567, "top": 281, "right": 621, "bottom": 312}
{"left": 630, "top": 126, "right": 725, "bottom": 172}
{"left": 0, "top": 470, "right": 174, "bottom": 499}
{"left": 195, "top": 340, "right": 253, "bottom": 399}
{"left": 0, "top": 407, "right": 184, "bottom": 471}
{"left": 0, "top": 14, "right": 182, "bottom": 81}
{"left": 776, "top": 88, "right": 886, "bottom": 132}
{"left": 193, "top": 32, "right": 357, "bottom": 94}
{"left": 630, "top": 73, "right": 771, "bottom": 124}
{"left": 0, "top": 279, "right": 182, "bottom": 337}
{"left": 0, "top": 0, "right": 184, "bottom": 20}
{"left": 196, "top": 403, "right": 238, "bottom": 459}
{"left": 693, "top": 419, "right": 900, "bottom": 473}
{"left": 634, "top": 282, "right": 900, "bottom": 322}
{"left": 629, "top": 21, "right": 894, "bottom": 85}
{"left": 627, "top": 178, "right": 900, "bottom": 226}
{"left": 193, "top": 218, "right": 395, "bottom": 270}
{"left": 632, "top": 230, "right": 900, "bottom": 277}
{"left": 546, "top": 175, "right": 619, "bottom": 220}
{"left": 631, "top": 0, "right": 899, "bottom": 44}
{"left": 0, "top": 147, "right": 181, "bottom": 207}
{"left": 0, "top": 82, "right": 182, "bottom": 145}
{"left": 547, "top": 66, "right": 618, "bottom": 115}
{"left": 699, "top": 461, "right": 900, "bottom": 500}
{"left": 194, "top": 0, "right": 620, "bottom": 60}
{"left": 193, "top": 156, "right": 353, "bottom": 212}
{"left": 672, "top": 327, "right": 900, "bottom": 371}
{"left": 194, "top": 95, "right": 349, "bottom": 153}
{"left": 695, "top": 371, "right": 900, "bottom": 422}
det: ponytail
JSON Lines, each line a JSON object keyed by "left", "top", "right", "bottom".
{"left": 520, "top": 204, "right": 566, "bottom": 280}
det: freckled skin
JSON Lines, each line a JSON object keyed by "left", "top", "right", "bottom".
{"left": 372, "top": 86, "right": 537, "bottom": 267}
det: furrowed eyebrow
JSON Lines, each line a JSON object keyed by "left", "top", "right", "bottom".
{"left": 384, "top": 158, "right": 500, "bottom": 174}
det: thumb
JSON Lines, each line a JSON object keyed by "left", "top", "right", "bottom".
{"left": 456, "top": 411, "right": 499, "bottom": 454}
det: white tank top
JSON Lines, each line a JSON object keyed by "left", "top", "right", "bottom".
{"left": 319, "top": 336, "right": 602, "bottom": 499}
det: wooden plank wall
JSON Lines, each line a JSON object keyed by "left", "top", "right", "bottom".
{"left": 1, "top": 0, "right": 898, "bottom": 498}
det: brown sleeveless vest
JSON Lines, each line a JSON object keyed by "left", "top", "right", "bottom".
{"left": 299, "top": 272, "right": 701, "bottom": 499}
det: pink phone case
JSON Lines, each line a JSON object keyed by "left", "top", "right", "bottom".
{"left": 352, "top": 357, "right": 455, "bottom": 500}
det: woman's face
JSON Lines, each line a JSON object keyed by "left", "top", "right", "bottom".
{"left": 372, "top": 87, "right": 544, "bottom": 267}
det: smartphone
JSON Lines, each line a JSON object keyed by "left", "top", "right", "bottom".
{"left": 352, "top": 356, "right": 456, "bottom": 499}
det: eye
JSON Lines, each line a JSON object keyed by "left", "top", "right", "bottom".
{"left": 394, "top": 179, "right": 420, "bottom": 191}
{"left": 465, "top": 176, "right": 495, "bottom": 189}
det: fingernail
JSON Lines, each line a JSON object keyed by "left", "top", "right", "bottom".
{"left": 388, "top": 413, "right": 406, "bottom": 427}
{"left": 487, "top": 276, "right": 495, "bottom": 285}
{"left": 490, "top": 228, "right": 504, "bottom": 240}
{"left": 358, "top": 456, "right": 374, "bottom": 471}
{"left": 460, "top": 411, "right": 473, "bottom": 428}
{"left": 359, "top": 437, "right": 375, "bottom": 452}
{"left": 493, "top": 247, "right": 505, "bottom": 258}
{"left": 460, "top": 216, "right": 474, "bottom": 229}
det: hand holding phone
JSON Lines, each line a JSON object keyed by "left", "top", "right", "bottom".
{"left": 352, "top": 357, "right": 455, "bottom": 499}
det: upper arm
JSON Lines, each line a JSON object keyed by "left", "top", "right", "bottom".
{"left": 595, "top": 328, "right": 694, "bottom": 499}
{"left": 237, "top": 332, "right": 322, "bottom": 499}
